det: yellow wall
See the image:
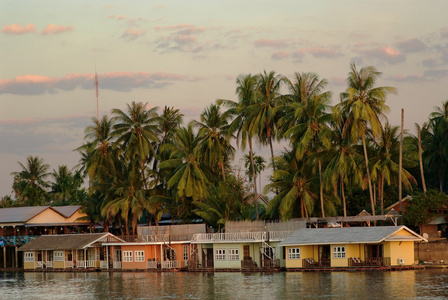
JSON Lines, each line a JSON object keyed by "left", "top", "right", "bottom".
{"left": 23, "top": 262, "right": 35, "bottom": 270}
{"left": 384, "top": 241, "right": 414, "bottom": 266}
{"left": 27, "top": 208, "right": 89, "bottom": 225}
{"left": 285, "top": 245, "right": 314, "bottom": 268}
{"left": 54, "top": 261, "right": 65, "bottom": 269}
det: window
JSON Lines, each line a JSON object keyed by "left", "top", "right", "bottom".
{"left": 228, "top": 249, "right": 240, "bottom": 261}
{"left": 287, "top": 248, "right": 300, "bottom": 259}
{"left": 183, "top": 245, "right": 189, "bottom": 261}
{"left": 135, "top": 251, "right": 145, "bottom": 262}
{"left": 123, "top": 251, "right": 133, "bottom": 262}
{"left": 25, "top": 252, "right": 34, "bottom": 262}
{"left": 54, "top": 251, "right": 64, "bottom": 262}
{"left": 215, "top": 249, "right": 226, "bottom": 261}
{"left": 115, "top": 250, "right": 122, "bottom": 262}
{"left": 333, "top": 246, "right": 346, "bottom": 258}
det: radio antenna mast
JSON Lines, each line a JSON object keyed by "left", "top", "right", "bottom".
{"left": 94, "top": 67, "right": 99, "bottom": 119}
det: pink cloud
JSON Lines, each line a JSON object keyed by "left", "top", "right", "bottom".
{"left": 155, "top": 23, "right": 194, "bottom": 31}
{"left": 1, "top": 23, "right": 36, "bottom": 34}
{"left": 254, "top": 39, "right": 289, "bottom": 48}
{"left": 118, "top": 15, "right": 127, "bottom": 20}
{"left": 121, "top": 27, "right": 146, "bottom": 41}
{"left": 0, "top": 71, "right": 194, "bottom": 95}
{"left": 41, "top": 24, "right": 74, "bottom": 35}
{"left": 107, "top": 15, "right": 116, "bottom": 19}
{"left": 352, "top": 45, "right": 406, "bottom": 64}
{"left": 441, "top": 27, "right": 448, "bottom": 40}
{"left": 299, "top": 47, "right": 343, "bottom": 58}
{"left": 175, "top": 34, "right": 197, "bottom": 45}
{"left": 271, "top": 51, "right": 290, "bottom": 60}
{"left": 387, "top": 74, "right": 426, "bottom": 83}
{"left": 329, "top": 76, "right": 346, "bottom": 86}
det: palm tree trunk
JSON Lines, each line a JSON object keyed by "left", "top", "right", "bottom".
{"left": 418, "top": 125, "right": 427, "bottom": 193}
{"left": 318, "top": 158, "right": 325, "bottom": 217}
{"left": 381, "top": 175, "right": 384, "bottom": 215}
{"left": 362, "top": 136, "right": 375, "bottom": 216}
{"left": 269, "top": 136, "right": 275, "bottom": 172}
{"left": 341, "top": 174, "right": 346, "bottom": 217}
{"left": 248, "top": 137, "right": 259, "bottom": 220}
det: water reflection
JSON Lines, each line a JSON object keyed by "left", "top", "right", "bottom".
{"left": 1, "top": 270, "right": 447, "bottom": 299}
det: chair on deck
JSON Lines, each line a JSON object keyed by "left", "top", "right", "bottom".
{"left": 350, "top": 257, "right": 363, "bottom": 266}
{"left": 303, "top": 258, "right": 319, "bottom": 268}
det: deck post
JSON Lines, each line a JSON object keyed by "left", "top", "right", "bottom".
{"left": 106, "top": 246, "right": 109, "bottom": 270}
{"left": 3, "top": 246, "right": 6, "bottom": 268}
{"left": 15, "top": 246, "right": 18, "bottom": 268}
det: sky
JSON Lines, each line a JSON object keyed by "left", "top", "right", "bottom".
{"left": 1, "top": 0, "right": 448, "bottom": 197}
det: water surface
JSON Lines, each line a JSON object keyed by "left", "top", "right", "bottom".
{"left": 1, "top": 270, "right": 447, "bottom": 299}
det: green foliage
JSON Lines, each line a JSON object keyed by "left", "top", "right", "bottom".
{"left": 404, "top": 190, "right": 448, "bottom": 227}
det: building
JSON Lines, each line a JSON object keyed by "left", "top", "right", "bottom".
{"left": 190, "top": 220, "right": 305, "bottom": 271}
{"left": 19, "top": 232, "right": 123, "bottom": 270}
{"left": 0, "top": 205, "right": 90, "bottom": 269}
{"left": 279, "top": 225, "right": 427, "bottom": 270}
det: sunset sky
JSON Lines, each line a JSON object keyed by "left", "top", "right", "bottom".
{"left": 1, "top": 1, "right": 448, "bottom": 197}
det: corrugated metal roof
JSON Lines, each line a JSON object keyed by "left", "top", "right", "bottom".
{"left": 0, "top": 206, "right": 49, "bottom": 223}
{"left": 18, "top": 233, "right": 122, "bottom": 251}
{"left": 51, "top": 206, "right": 82, "bottom": 218}
{"left": 279, "top": 226, "right": 425, "bottom": 246}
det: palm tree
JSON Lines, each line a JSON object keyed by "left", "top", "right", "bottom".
{"left": 253, "top": 70, "right": 283, "bottom": 167}
{"left": 244, "top": 153, "right": 266, "bottom": 192}
{"left": 159, "top": 125, "right": 212, "bottom": 204}
{"left": 76, "top": 115, "right": 115, "bottom": 183}
{"left": 265, "top": 150, "right": 317, "bottom": 220}
{"left": 282, "top": 72, "right": 332, "bottom": 217}
{"left": 112, "top": 101, "right": 159, "bottom": 188}
{"left": 339, "top": 63, "right": 396, "bottom": 216}
{"left": 370, "top": 123, "right": 417, "bottom": 214}
{"left": 49, "top": 165, "right": 84, "bottom": 205}
{"left": 323, "top": 109, "right": 363, "bottom": 217}
{"left": 191, "top": 104, "right": 234, "bottom": 181}
{"left": 218, "top": 74, "right": 261, "bottom": 218}
{"left": 11, "top": 156, "right": 50, "bottom": 206}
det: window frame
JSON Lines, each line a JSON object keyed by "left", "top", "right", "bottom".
{"left": 54, "top": 251, "right": 64, "bottom": 262}
{"left": 24, "top": 252, "right": 34, "bottom": 262}
{"left": 228, "top": 249, "right": 240, "bottom": 261}
{"left": 332, "top": 246, "right": 346, "bottom": 259}
{"left": 123, "top": 251, "right": 133, "bottom": 262}
{"left": 134, "top": 250, "right": 145, "bottom": 262}
{"left": 215, "top": 249, "right": 226, "bottom": 261}
{"left": 287, "top": 248, "right": 301, "bottom": 260}
{"left": 183, "top": 245, "right": 189, "bottom": 261}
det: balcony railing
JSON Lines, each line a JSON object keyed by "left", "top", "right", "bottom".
{"left": 113, "top": 261, "right": 122, "bottom": 269}
{"left": 146, "top": 261, "right": 158, "bottom": 269}
{"left": 64, "top": 261, "right": 73, "bottom": 268}
{"left": 261, "top": 259, "right": 280, "bottom": 269}
{"left": 1, "top": 235, "right": 39, "bottom": 246}
{"left": 161, "top": 260, "right": 187, "bottom": 269}
{"left": 192, "top": 232, "right": 268, "bottom": 242}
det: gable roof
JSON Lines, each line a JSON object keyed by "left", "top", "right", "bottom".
{"left": 51, "top": 206, "right": 82, "bottom": 218}
{"left": 19, "top": 233, "right": 123, "bottom": 251}
{"left": 0, "top": 206, "right": 49, "bottom": 224}
{"left": 279, "top": 226, "right": 426, "bottom": 246}
{"left": 0, "top": 205, "right": 86, "bottom": 225}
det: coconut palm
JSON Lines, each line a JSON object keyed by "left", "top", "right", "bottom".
{"left": 339, "top": 63, "right": 396, "bottom": 216}
{"left": 11, "top": 156, "right": 50, "bottom": 206}
{"left": 217, "top": 74, "right": 261, "bottom": 218}
{"left": 265, "top": 150, "right": 317, "bottom": 220}
{"left": 282, "top": 72, "right": 332, "bottom": 217}
{"left": 49, "top": 165, "right": 85, "bottom": 205}
{"left": 253, "top": 70, "right": 284, "bottom": 167}
{"left": 191, "top": 104, "right": 234, "bottom": 181}
{"left": 76, "top": 115, "right": 115, "bottom": 183}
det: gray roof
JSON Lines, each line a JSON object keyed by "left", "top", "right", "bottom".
{"left": 0, "top": 205, "right": 83, "bottom": 224}
{"left": 279, "top": 226, "right": 426, "bottom": 246}
{"left": 51, "top": 206, "right": 82, "bottom": 218}
{"left": 0, "top": 206, "right": 49, "bottom": 223}
{"left": 19, "top": 233, "right": 123, "bottom": 251}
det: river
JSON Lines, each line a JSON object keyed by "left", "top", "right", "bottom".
{"left": 1, "top": 269, "right": 447, "bottom": 299}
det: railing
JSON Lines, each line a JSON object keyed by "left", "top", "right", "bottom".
{"left": 261, "top": 259, "right": 280, "bottom": 269}
{"left": 35, "top": 261, "right": 43, "bottom": 268}
{"left": 364, "top": 257, "right": 391, "bottom": 267}
{"left": 46, "top": 261, "right": 54, "bottom": 268}
{"left": 118, "top": 234, "right": 187, "bottom": 243}
{"left": 241, "top": 259, "right": 258, "bottom": 269}
{"left": 161, "top": 260, "right": 187, "bottom": 269}
{"left": 77, "top": 260, "right": 86, "bottom": 268}
{"left": 319, "top": 258, "right": 331, "bottom": 267}
{"left": 192, "top": 232, "right": 267, "bottom": 242}
{"left": 1, "top": 235, "right": 39, "bottom": 246}
{"left": 86, "top": 260, "right": 97, "bottom": 268}
{"left": 188, "top": 259, "right": 214, "bottom": 270}
{"left": 267, "top": 231, "right": 296, "bottom": 241}
{"left": 146, "top": 261, "right": 158, "bottom": 269}
{"left": 65, "top": 261, "right": 73, "bottom": 268}
{"left": 100, "top": 261, "right": 108, "bottom": 269}
{"left": 113, "top": 261, "right": 122, "bottom": 269}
